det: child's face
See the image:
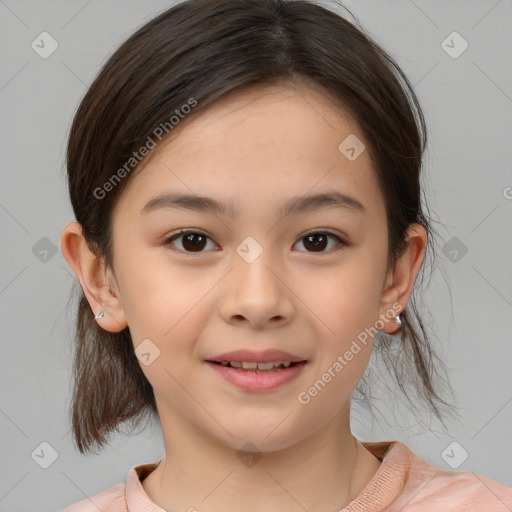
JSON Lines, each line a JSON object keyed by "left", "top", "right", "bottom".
{"left": 108, "top": 82, "right": 398, "bottom": 451}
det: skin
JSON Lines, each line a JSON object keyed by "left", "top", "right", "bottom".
{"left": 61, "top": 81, "right": 427, "bottom": 512}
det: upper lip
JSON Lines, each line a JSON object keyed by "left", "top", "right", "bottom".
{"left": 206, "top": 349, "right": 306, "bottom": 363}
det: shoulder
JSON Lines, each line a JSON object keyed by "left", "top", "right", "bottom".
{"left": 396, "top": 470, "right": 512, "bottom": 511}
{"left": 389, "top": 442, "right": 512, "bottom": 511}
{"left": 60, "top": 483, "right": 126, "bottom": 511}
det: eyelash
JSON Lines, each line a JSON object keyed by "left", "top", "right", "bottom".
{"left": 163, "top": 229, "right": 348, "bottom": 254}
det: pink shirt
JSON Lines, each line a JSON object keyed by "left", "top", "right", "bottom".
{"left": 61, "top": 440, "right": 512, "bottom": 511}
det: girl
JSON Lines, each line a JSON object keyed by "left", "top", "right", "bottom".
{"left": 59, "top": 0, "right": 512, "bottom": 510}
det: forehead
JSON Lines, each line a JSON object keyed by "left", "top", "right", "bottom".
{"left": 115, "top": 82, "right": 384, "bottom": 222}
{"left": 159, "top": 81, "right": 361, "bottom": 154}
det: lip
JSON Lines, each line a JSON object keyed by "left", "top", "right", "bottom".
{"left": 206, "top": 348, "right": 306, "bottom": 364}
{"left": 205, "top": 360, "right": 307, "bottom": 392}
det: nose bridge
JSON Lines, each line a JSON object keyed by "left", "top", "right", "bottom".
{"left": 234, "top": 235, "right": 282, "bottom": 299}
{"left": 219, "top": 235, "right": 294, "bottom": 326}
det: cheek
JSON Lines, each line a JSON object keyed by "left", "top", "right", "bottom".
{"left": 303, "top": 256, "right": 385, "bottom": 347}
{"left": 116, "top": 246, "right": 214, "bottom": 336}
{"left": 113, "top": 258, "right": 220, "bottom": 398}
{"left": 123, "top": 273, "right": 215, "bottom": 401}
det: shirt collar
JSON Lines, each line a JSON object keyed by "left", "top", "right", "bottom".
{"left": 124, "top": 441, "right": 410, "bottom": 511}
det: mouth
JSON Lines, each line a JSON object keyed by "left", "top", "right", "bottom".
{"left": 204, "top": 359, "right": 308, "bottom": 391}
{"left": 207, "top": 360, "right": 306, "bottom": 373}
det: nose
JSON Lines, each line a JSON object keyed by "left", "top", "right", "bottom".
{"left": 218, "top": 250, "right": 295, "bottom": 329}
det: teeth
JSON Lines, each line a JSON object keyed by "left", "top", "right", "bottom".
{"left": 216, "top": 360, "right": 296, "bottom": 370}
{"left": 218, "top": 360, "right": 293, "bottom": 369}
{"left": 256, "top": 362, "right": 275, "bottom": 370}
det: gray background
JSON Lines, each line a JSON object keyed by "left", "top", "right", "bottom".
{"left": 0, "top": 0, "right": 511, "bottom": 510}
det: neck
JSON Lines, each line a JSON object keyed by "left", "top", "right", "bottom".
{"left": 142, "top": 404, "right": 382, "bottom": 512}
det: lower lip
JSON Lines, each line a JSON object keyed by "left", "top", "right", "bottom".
{"left": 205, "top": 361, "right": 307, "bottom": 391}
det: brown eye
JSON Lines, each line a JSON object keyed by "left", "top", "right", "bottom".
{"left": 295, "top": 231, "right": 347, "bottom": 253}
{"left": 164, "top": 230, "right": 218, "bottom": 253}
{"left": 164, "top": 229, "right": 347, "bottom": 254}
{"left": 181, "top": 232, "right": 207, "bottom": 251}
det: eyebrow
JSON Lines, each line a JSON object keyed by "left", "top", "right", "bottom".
{"left": 140, "top": 190, "right": 366, "bottom": 219}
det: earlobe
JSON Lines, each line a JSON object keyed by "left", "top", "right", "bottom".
{"left": 378, "top": 223, "right": 427, "bottom": 334}
{"left": 60, "top": 221, "right": 128, "bottom": 332}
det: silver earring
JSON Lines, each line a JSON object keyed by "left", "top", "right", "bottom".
{"left": 94, "top": 311, "right": 105, "bottom": 321}
{"left": 394, "top": 314, "right": 402, "bottom": 328}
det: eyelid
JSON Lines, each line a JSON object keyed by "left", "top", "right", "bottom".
{"left": 297, "top": 228, "right": 348, "bottom": 244}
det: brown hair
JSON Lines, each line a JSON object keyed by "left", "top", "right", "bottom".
{"left": 64, "top": 0, "right": 455, "bottom": 455}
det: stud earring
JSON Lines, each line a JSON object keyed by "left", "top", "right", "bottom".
{"left": 394, "top": 314, "right": 402, "bottom": 328}
{"left": 94, "top": 311, "right": 105, "bottom": 321}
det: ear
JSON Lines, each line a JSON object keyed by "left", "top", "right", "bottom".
{"left": 60, "top": 221, "right": 128, "bottom": 332}
{"left": 378, "top": 223, "right": 427, "bottom": 334}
